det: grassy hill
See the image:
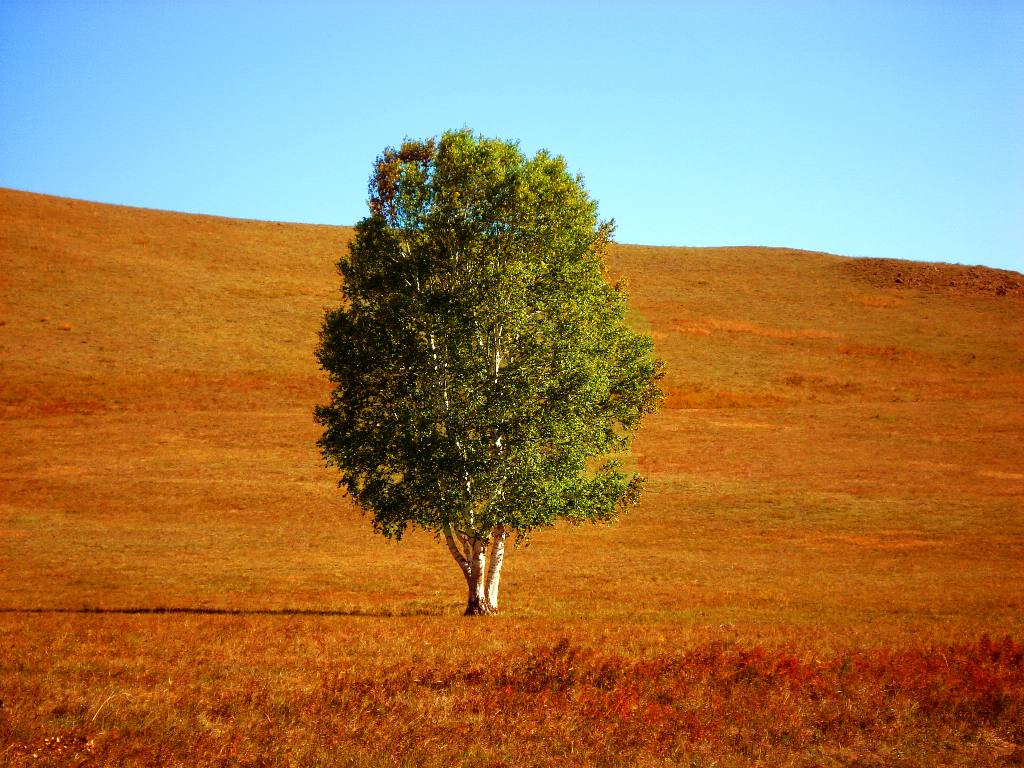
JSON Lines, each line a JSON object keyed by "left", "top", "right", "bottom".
{"left": 2, "top": 187, "right": 1022, "bottom": 765}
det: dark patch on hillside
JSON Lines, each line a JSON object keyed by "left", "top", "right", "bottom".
{"left": 843, "top": 257, "right": 1024, "bottom": 298}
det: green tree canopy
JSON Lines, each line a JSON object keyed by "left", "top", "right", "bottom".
{"left": 315, "top": 129, "right": 662, "bottom": 615}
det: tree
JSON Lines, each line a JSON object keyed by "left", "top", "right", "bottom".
{"left": 315, "top": 129, "right": 662, "bottom": 615}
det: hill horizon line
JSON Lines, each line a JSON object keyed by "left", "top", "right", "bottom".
{"left": 4, "top": 185, "right": 1017, "bottom": 276}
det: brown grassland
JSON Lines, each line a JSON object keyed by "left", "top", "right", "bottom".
{"left": 1, "top": 187, "right": 1022, "bottom": 766}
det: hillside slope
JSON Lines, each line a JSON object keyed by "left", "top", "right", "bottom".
{"left": 1, "top": 186, "right": 1022, "bottom": 629}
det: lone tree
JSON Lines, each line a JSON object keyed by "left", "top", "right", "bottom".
{"left": 315, "top": 130, "right": 662, "bottom": 615}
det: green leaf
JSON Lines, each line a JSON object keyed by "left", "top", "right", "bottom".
{"left": 315, "top": 129, "right": 663, "bottom": 542}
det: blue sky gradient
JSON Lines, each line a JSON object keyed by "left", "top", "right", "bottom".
{"left": 2, "top": 1, "right": 1021, "bottom": 271}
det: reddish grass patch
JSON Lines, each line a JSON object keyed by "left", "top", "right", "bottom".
{"left": 2, "top": 629, "right": 1021, "bottom": 767}
{"left": 660, "top": 380, "right": 784, "bottom": 410}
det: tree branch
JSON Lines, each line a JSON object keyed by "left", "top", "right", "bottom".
{"left": 443, "top": 525, "right": 471, "bottom": 580}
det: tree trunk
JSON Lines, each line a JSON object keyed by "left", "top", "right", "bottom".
{"left": 484, "top": 526, "right": 507, "bottom": 612}
{"left": 464, "top": 537, "right": 495, "bottom": 615}
{"left": 445, "top": 527, "right": 503, "bottom": 616}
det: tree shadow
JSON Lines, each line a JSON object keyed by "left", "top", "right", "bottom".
{"left": 0, "top": 605, "right": 446, "bottom": 618}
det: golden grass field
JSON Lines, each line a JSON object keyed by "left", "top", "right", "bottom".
{"left": 1, "top": 187, "right": 1022, "bottom": 766}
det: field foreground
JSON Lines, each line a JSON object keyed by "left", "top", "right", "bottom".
{"left": 3, "top": 616, "right": 1023, "bottom": 767}
{"left": 1, "top": 188, "right": 1023, "bottom": 765}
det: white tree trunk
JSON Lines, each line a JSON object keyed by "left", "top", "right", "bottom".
{"left": 444, "top": 527, "right": 505, "bottom": 616}
{"left": 466, "top": 538, "right": 489, "bottom": 615}
{"left": 484, "top": 526, "right": 507, "bottom": 611}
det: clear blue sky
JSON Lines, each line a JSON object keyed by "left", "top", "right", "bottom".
{"left": 2, "top": 1, "right": 1022, "bottom": 272}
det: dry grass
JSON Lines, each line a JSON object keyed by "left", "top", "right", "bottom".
{"left": 3, "top": 618, "right": 1021, "bottom": 767}
{"left": 1, "top": 189, "right": 1022, "bottom": 765}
